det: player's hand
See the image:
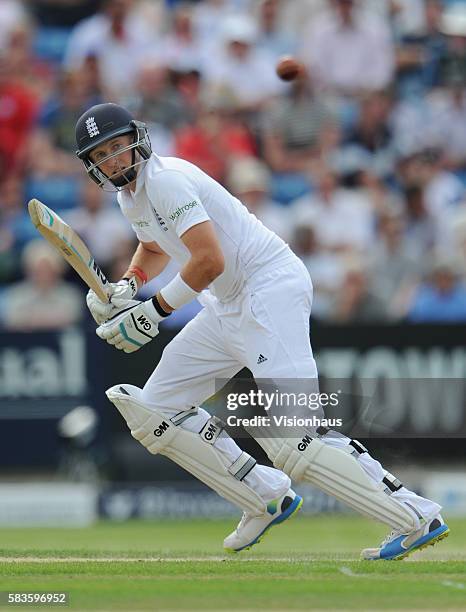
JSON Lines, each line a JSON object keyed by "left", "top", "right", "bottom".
{"left": 86, "top": 277, "right": 138, "bottom": 324}
{"left": 96, "top": 299, "right": 167, "bottom": 353}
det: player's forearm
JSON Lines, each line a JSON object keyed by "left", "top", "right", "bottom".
{"left": 157, "top": 253, "right": 224, "bottom": 313}
{"left": 122, "top": 243, "right": 170, "bottom": 288}
{"left": 182, "top": 253, "right": 225, "bottom": 292}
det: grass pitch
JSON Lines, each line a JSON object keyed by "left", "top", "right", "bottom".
{"left": 0, "top": 516, "right": 465, "bottom": 611}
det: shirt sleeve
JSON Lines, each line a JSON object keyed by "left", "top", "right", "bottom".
{"left": 147, "top": 169, "right": 210, "bottom": 237}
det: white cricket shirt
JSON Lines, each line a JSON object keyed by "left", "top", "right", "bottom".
{"left": 117, "top": 154, "right": 294, "bottom": 302}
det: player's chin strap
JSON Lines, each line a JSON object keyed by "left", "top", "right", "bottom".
{"left": 106, "top": 384, "right": 266, "bottom": 516}
{"left": 246, "top": 425, "right": 418, "bottom": 532}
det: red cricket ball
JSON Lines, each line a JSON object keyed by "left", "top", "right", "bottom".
{"left": 276, "top": 56, "right": 303, "bottom": 81}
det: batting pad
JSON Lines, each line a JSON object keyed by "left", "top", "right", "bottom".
{"left": 252, "top": 434, "right": 417, "bottom": 532}
{"left": 106, "top": 384, "right": 266, "bottom": 516}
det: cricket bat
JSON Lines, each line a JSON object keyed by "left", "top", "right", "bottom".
{"left": 28, "top": 198, "right": 111, "bottom": 302}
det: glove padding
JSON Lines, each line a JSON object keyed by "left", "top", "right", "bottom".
{"left": 87, "top": 276, "right": 139, "bottom": 325}
{"left": 96, "top": 299, "right": 166, "bottom": 353}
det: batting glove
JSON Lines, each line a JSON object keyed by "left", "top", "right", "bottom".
{"left": 87, "top": 276, "right": 139, "bottom": 325}
{"left": 96, "top": 299, "right": 169, "bottom": 353}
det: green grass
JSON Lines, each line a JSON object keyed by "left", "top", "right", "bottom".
{"left": 0, "top": 516, "right": 465, "bottom": 611}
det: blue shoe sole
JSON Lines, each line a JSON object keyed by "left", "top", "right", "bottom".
{"left": 380, "top": 524, "right": 450, "bottom": 560}
{"left": 227, "top": 495, "right": 303, "bottom": 553}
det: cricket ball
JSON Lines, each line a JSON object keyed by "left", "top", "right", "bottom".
{"left": 276, "top": 56, "right": 303, "bottom": 81}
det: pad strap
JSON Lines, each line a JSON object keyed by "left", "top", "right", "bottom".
{"left": 171, "top": 407, "right": 198, "bottom": 426}
{"left": 349, "top": 439, "right": 368, "bottom": 457}
{"left": 199, "top": 416, "right": 224, "bottom": 445}
{"left": 199, "top": 415, "right": 257, "bottom": 481}
{"left": 382, "top": 472, "right": 403, "bottom": 494}
{"left": 228, "top": 453, "right": 257, "bottom": 481}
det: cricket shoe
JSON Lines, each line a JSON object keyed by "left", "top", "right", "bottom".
{"left": 361, "top": 514, "right": 449, "bottom": 560}
{"left": 223, "top": 488, "right": 303, "bottom": 553}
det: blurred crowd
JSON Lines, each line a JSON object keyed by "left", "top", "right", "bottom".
{"left": 2, "top": 0, "right": 466, "bottom": 331}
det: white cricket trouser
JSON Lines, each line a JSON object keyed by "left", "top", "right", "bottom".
{"left": 141, "top": 258, "right": 440, "bottom": 518}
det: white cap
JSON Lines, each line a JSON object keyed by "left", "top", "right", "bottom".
{"left": 21, "top": 238, "right": 64, "bottom": 273}
{"left": 440, "top": 4, "right": 466, "bottom": 37}
{"left": 329, "top": 145, "right": 373, "bottom": 176}
{"left": 228, "top": 157, "right": 270, "bottom": 193}
{"left": 222, "top": 15, "right": 258, "bottom": 44}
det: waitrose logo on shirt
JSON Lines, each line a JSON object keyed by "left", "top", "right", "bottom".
{"left": 169, "top": 200, "right": 199, "bottom": 221}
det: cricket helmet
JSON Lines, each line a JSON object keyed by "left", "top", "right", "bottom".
{"left": 75, "top": 103, "right": 152, "bottom": 190}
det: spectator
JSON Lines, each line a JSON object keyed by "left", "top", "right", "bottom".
{"left": 0, "top": 0, "right": 28, "bottom": 51}
{"left": 408, "top": 255, "right": 466, "bottom": 322}
{"left": 420, "top": 148, "right": 465, "bottom": 244}
{"left": 438, "top": 2, "right": 466, "bottom": 86}
{"left": 395, "top": 149, "right": 464, "bottom": 248}
{"left": 391, "top": 0, "right": 427, "bottom": 40}
{"left": 0, "top": 177, "right": 26, "bottom": 283}
{"left": 227, "top": 156, "right": 292, "bottom": 242}
{"left": 391, "top": 88, "right": 438, "bottom": 157}
{"left": 300, "top": 0, "right": 395, "bottom": 94}
{"left": 192, "top": 0, "right": 242, "bottom": 53}
{"left": 398, "top": 0, "right": 466, "bottom": 93}
{"left": 167, "top": 70, "right": 204, "bottom": 137}
{"left": 330, "top": 145, "right": 398, "bottom": 216}
{"left": 203, "top": 14, "right": 282, "bottom": 112}
{"left": 292, "top": 223, "right": 344, "bottom": 319}
{"left": 347, "top": 91, "right": 392, "bottom": 152}
{"left": 0, "top": 50, "right": 39, "bottom": 180}
{"left": 174, "top": 87, "right": 256, "bottom": 183}
{"left": 450, "top": 209, "right": 466, "bottom": 278}
{"left": 330, "top": 258, "right": 388, "bottom": 323}
{"left": 394, "top": 0, "right": 447, "bottom": 92}
{"left": 132, "top": 61, "right": 194, "bottom": 157}
{"left": 402, "top": 184, "right": 437, "bottom": 259}
{"left": 64, "top": 0, "right": 157, "bottom": 100}
{"left": 64, "top": 181, "right": 133, "bottom": 268}
{"left": 79, "top": 54, "right": 105, "bottom": 102}
{"left": 29, "top": 0, "right": 97, "bottom": 29}
{"left": 21, "top": 70, "right": 95, "bottom": 211}
{"left": 39, "top": 68, "right": 100, "bottom": 154}
{"left": 2, "top": 239, "right": 83, "bottom": 330}
{"left": 0, "top": 176, "right": 36, "bottom": 257}
{"left": 393, "top": 78, "right": 466, "bottom": 170}
{"left": 255, "top": 0, "right": 296, "bottom": 59}
{"left": 134, "top": 62, "right": 191, "bottom": 132}
{"left": 25, "top": 127, "right": 80, "bottom": 188}
{"left": 23, "top": 69, "right": 91, "bottom": 211}
{"left": 154, "top": 3, "right": 205, "bottom": 74}
{"left": 291, "top": 164, "right": 375, "bottom": 254}
{"left": 105, "top": 235, "right": 138, "bottom": 283}
{"left": 427, "top": 75, "right": 466, "bottom": 170}
{"left": 4, "top": 22, "right": 55, "bottom": 103}
{"left": 369, "top": 209, "right": 421, "bottom": 319}
{"left": 345, "top": 90, "right": 395, "bottom": 176}
{"left": 261, "top": 68, "right": 337, "bottom": 174}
